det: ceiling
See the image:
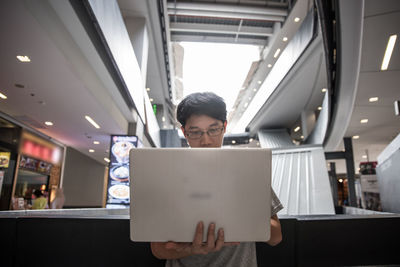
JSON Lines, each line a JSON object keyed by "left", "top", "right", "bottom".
{"left": 0, "top": 0, "right": 129, "bottom": 164}
{"left": 330, "top": 0, "right": 400, "bottom": 173}
{"left": 167, "top": 0, "right": 289, "bottom": 46}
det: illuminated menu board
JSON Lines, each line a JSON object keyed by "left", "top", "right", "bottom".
{"left": 106, "top": 135, "right": 138, "bottom": 208}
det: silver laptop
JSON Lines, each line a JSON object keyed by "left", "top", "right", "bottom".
{"left": 129, "top": 148, "right": 272, "bottom": 242}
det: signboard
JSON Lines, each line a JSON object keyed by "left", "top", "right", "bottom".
{"left": 106, "top": 135, "right": 138, "bottom": 208}
{"left": 360, "top": 161, "right": 382, "bottom": 211}
{"left": 0, "top": 152, "right": 10, "bottom": 168}
{"left": 21, "top": 139, "right": 61, "bottom": 164}
{"left": 19, "top": 155, "right": 52, "bottom": 175}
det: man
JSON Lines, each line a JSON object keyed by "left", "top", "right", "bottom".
{"left": 151, "top": 92, "right": 283, "bottom": 267}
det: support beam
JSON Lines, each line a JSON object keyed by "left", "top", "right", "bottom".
{"left": 324, "top": 151, "right": 345, "bottom": 160}
{"left": 170, "top": 34, "right": 268, "bottom": 45}
{"left": 344, "top": 137, "right": 357, "bottom": 207}
{"left": 167, "top": 2, "right": 288, "bottom": 17}
{"left": 167, "top": 9, "right": 285, "bottom": 22}
{"left": 170, "top": 22, "right": 274, "bottom": 37}
{"left": 329, "top": 162, "right": 339, "bottom": 206}
{"left": 324, "top": 137, "right": 357, "bottom": 207}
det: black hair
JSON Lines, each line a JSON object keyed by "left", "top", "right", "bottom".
{"left": 33, "top": 190, "right": 43, "bottom": 198}
{"left": 176, "top": 92, "right": 227, "bottom": 127}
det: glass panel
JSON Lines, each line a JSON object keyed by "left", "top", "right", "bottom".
{"left": 14, "top": 169, "right": 49, "bottom": 208}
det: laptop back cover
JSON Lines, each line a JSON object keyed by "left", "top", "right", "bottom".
{"left": 130, "top": 148, "right": 271, "bottom": 242}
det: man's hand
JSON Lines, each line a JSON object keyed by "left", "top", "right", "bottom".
{"left": 151, "top": 221, "right": 240, "bottom": 259}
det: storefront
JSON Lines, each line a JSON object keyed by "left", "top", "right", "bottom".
{"left": 0, "top": 117, "right": 22, "bottom": 210}
{"left": 0, "top": 116, "right": 64, "bottom": 210}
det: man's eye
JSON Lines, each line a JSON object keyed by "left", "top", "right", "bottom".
{"left": 208, "top": 128, "right": 218, "bottom": 134}
{"left": 190, "top": 131, "right": 202, "bottom": 136}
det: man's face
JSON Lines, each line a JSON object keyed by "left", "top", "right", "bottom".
{"left": 181, "top": 114, "right": 227, "bottom": 148}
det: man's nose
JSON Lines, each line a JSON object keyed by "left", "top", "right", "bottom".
{"left": 199, "top": 132, "right": 212, "bottom": 146}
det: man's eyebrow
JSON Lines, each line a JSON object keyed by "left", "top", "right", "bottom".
{"left": 188, "top": 122, "right": 220, "bottom": 130}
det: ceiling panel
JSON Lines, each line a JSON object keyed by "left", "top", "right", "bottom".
{"left": 360, "top": 11, "right": 400, "bottom": 72}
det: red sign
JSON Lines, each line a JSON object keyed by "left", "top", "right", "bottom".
{"left": 22, "top": 140, "right": 53, "bottom": 163}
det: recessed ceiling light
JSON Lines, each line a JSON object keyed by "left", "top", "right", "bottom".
{"left": 93, "top": 141, "right": 100, "bottom": 145}
{"left": 162, "top": 116, "right": 166, "bottom": 122}
{"left": 352, "top": 135, "right": 360, "bottom": 139}
{"left": 257, "top": 80, "right": 262, "bottom": 84}
{"left": 339, "top": 178, "right": 343, "bottom": 183}
{"left": 253, "top": 88, "right": 257, "bottom": 92}
{"left": 360, "top": 119, "right": 368, "bottom": 124}
{"left": 273, "top": 48, "right": 281, "bottom": 58}
{"left": 149, "top": 98, "right": 154, "bottom": 102}
{"left": 244, "top": 102, "right": 249, "bottom": 108}
{"left": 16, "top": 55, "right": 31, "bottom": 62}
{"left": 44, "top": 121, "right": 53, "bottom": 126}
{"left": 146, "top": 88, "right": 151, "bottom": 91}
{"left": 317, "top": 106, "right": 322, "bottom": 110}
{"left": 104, "top": 158, "right": 110, "bottom": 163}
{"left": 294, "top": 17, "right": 300, "bottom": 23}
{"left": 381, "top": 34, "right": 397, "bottom": 71}
{"left": 89, "top": 149, "right": 95, "bottom": 153}
{"left": 0, "top": 92, "right": 7, "bottom": 99}
{"left": 283, "top": 37, "right": 288, "bottom": 42}
{"left": 268, "top": 64, "right": 272, "bottom": 68}
{"left": 294, "top": 126, "right": 301, "bottom": 132}
{"left": 362, "top": 155, "right": 367, "bottom": 159}
{"left": 249, "top": 138, "right": 253, "bottom": 142}
{"left": 369, "top": 97, "right": 379, "bottom": 102}
{"left": 301, "top": 135, "right": 304, "bottom": 139}
{"left": 232, "top": 140, "right": 236, "bottom": 144}
{"left": 322, "top": 88, "right": 327, "bottom": 93}
{"left": 85, "top": 115, "right": 100, "bottom": 129}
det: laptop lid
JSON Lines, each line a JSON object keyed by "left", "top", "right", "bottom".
{"left": 130, "top": 148, "right": 272, "bottom": 242}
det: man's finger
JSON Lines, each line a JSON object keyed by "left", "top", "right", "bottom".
{"left": 206, "top": 223, "right": 216, "bottom": 250}
{"left": 192, "top": 221, "right": 204, "bottom": 248}
{"left": 214, "top": 228, "right": 224, "bottom": 251}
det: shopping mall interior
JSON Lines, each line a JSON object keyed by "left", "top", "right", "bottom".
{"left": 0, "top": 0, "right": 399, "bottom": 266}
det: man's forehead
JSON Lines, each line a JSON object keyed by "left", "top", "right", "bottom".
{"left": 185, "top": 115, "right": 222, "bottom": 128}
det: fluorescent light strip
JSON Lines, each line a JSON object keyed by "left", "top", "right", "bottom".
{"left": 381, "top": 34, "right": 397, "bottom": 71}
{"left": 369, "top": 97, "right": 379, "bottom": 102}
{"left": 0, "top": 92, "right": 7, "bottom": 99}
{"left": 294, "top": 126, "right": 300, "bottom": 132}
{"left": 273, "top": 48, "right": 281, "bottom": 58}
{"left": 85, "top": 115, "right": 100, "bottom": 129}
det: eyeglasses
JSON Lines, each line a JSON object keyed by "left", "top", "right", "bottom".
{"left": 186, "top": 127, "right": 224, "bottom": 140}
